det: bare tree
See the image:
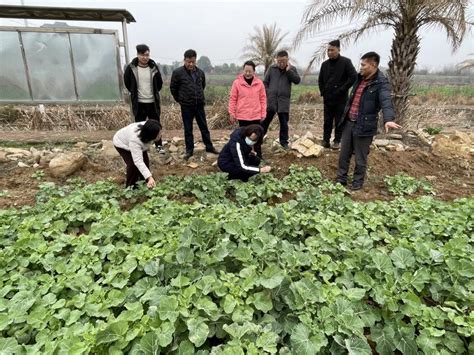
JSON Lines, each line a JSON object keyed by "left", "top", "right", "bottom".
{"left": 242, "top": 23, "right": 289, "bottom": 73}
{"left": 294, "top": 0, "right": 470, "bottom": 124}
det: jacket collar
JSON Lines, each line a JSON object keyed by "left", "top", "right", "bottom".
{"left": 131, "top": 57, "right": 157, "bottom": 69}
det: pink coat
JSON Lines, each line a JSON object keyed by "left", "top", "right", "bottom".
{"left": 228, "top": 74, "right": 267, "bottom": 121}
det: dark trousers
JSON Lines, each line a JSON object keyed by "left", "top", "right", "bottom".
{"left": 336, "top": 121, "right": 373, "bottom": 187}
{"left": 323, "top": 101, "right": 346, "bottom": 143}
{"left": 219, "top": 155, "right": 260, "bottom": 182}
{"left": 181, "top": 105, "right": 213, "bottom": 154}
{"left": 135, "top": 102, "right": 162, "bottom": 146}
{"left": 238, "top": 119, "right": 263, "bottom": 158}
{"left": 115, "top": 146, "right": 150, "bottom": 188}
{"left": 262, "top": 111, "right": 289, "bottom": 146}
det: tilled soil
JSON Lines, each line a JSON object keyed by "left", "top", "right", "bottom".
{"left": 0, "top": 129, "right": 472, "bottom": 209}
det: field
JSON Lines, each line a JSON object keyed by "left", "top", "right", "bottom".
{"left": 0, "top": 72, "right": 473, "bottom": 354}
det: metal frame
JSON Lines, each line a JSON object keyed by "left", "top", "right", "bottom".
{"left": 0, "top": 26, "right": 124, "bottom": 104}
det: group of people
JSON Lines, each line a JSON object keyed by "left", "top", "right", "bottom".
{"left": 114, "top": 40, "right": 401, "bottom": 191}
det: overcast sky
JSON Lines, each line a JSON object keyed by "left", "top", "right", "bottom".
{"left": 1, "top": 0, "right": 473, "bottom": 71}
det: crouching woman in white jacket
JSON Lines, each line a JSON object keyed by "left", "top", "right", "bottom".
{"left": 113, "top": 119, "right": 162, "bottom": 188}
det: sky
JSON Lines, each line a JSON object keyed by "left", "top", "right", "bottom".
{"left": 1, "top": 0, "right": 473, "bottom": 71}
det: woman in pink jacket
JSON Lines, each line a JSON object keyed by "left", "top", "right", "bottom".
{"left": 228, "top": 61, "right": 266, "bottom": 157}
{"left": 229, "top": 61, "right": 267, "bottom": 127}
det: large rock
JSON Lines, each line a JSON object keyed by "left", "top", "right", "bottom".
{"left": 451, "top": 131, "right": 471, "bottom": 145}
{"left": 2, "top": 147, "right": 31, "bottom": 156}
{"left": 290, "top": 137, "right": 323, "bottom": 157}
{"left": 49, "top": 152, "right": 87, "bottom": 177}
{"left": 373, "top": 139, "right": 390, "bottom": 147}
{"left": 100, "top": 140, "right": 119, "bottom": 157}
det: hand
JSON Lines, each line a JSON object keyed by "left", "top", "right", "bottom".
{"left": 146, "top": 176, "right": 156, "bottom": 189}
{"left": 260, "top": 166, "right": 271, "bottom": 173}
{"left": 286, "top": 63, "right": 291, "bottom": 71}
{"left": 260, "top": 117, "right": 266, "bottom": 122}
{"left": 384, "top": 121, "right": 402, "bottom": 133}
{"left": 229, "top": 115, "right": 236, "bottom": 124}
{"left": 250, "top": 150, "right": 257, "bottom": 156}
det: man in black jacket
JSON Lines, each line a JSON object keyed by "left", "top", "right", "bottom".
{"left": 262, "top": 50, "right": 301, "bottom": 149}
{"left": 124, "top": 44, "right": 164, "bottom": 153}
{"left": 170, "top": 49, "right": 218, "bottom": 160}
{"left": 318, "top": 40, "right": 357, "bottom": 149}
{"left": 336, "top": 52, "right": 402, "bottom": 190}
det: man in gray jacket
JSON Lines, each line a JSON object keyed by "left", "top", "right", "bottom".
{"left": 262, "top": 51, "right": 301, "bottom": 149}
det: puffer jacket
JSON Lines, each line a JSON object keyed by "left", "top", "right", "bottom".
{"left": 170, "top": 66, "right": 206, "bottom": 107}
{"left": 228, "top": 75, "right": 266, "bottom": 121}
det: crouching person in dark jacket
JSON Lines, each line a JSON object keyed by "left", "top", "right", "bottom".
{"left": 218, "top": 125, "right": 271, "bottom": 182}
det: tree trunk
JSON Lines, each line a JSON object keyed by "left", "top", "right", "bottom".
{"left": 388, "top": 23, "right": 420, "bottom": 126}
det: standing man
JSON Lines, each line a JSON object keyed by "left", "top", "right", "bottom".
{"left": 124, "top": 44, "right": 165, "bottom": 153}
{"left": 336, "top": 52, "right": 402, "bottom": 191}
{"left": 318, "top": 40, "right": 357, "bottom": 149}
{"left": 170, "top": 49, "right": 219, "bottom": 160}
{"left": 262, "top": 50, "right": 301, "bottom": 149}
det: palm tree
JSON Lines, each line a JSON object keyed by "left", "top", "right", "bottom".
{"left": 294, "top": 0, "right": 470, "bottom": 124}
{"left": 242, "top": 23, "right": 289, "bottom": 73}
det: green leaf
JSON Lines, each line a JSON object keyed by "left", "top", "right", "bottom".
{"left": 187, "top": 317, "right": 209, "bottom": 347}
{"left": 158, "top": 295, "right": 179, "bottom": 322}
{"left": 0, "top": 313, "right": 12, "bottom": 331}
{"left": 291, "top": 324, "right": 327, "bottom": 355}
{"left": 259, "top": 264, "right": 285, "bottom": 289}
{"left": 176, "top": 247, "right": 194, "bottom": 264}
{"left": 96, "top": 321, "right": 129, "bottom": 345}
{"left": 249, "top": 290, "right": 273, "bottom": 312}
{"left": 256, "top": 329, "right": 279, "bottom": 354}
{"left": 222, "top": 294, "right": 237, "bottom": 314}
{"left": 390, "top": 247, "right": 415, "bottom": 269}
{"left": 0, "top": 338, "right": 22, "bottom": 355}
{"left": 344, "top": 337, "right": 372, "bottom": 355}
{"left": 144, "top": 260, "right": 160, "bottom": 276}
{"left": 139, "top": 332, "right": 160, "bottom": 355}
{"left": 194, "top": 297, "right": 218, "bottom": 316}
{"left": 157, "top": 321, "right": 175, "bottom": 347}
{"left": 371, "top": 252, "right": 394, "bottom": 273}
{"left": 371, "top": 326, "right": 396, "bottom": 355}
{"left": 345, "top": 288, "right": 366, "bottom": 301}
{"left": 416, "top": 329, "right": 440, "bottom": 354}
{"left": 178, "top": 339, "right": 195, "bottom": 355}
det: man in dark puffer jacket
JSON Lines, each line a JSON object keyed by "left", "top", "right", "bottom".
{"left": 336, "top": 51, "right": 402, "bottom": 190}
{"left": 170, "top": 49, "right": 218, "bottom": 160}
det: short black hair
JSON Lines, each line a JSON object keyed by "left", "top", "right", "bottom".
{"left": 241, "top": 124, "right": 263, "bottom": 138}
{"left": 328, "top": 40, "right": 340, "bottom": 48}
{"left": 243, "top": 60, "right": 256, "bottom": 71}
{"left": 361, "top": 51, "right": 380, "bottom": 65}
{"left": 137, "top": 119, "right": 162, "bottom": 143}
{"left": 184, "top": 49, "right": 197, "bottom": 59}
{"left": 136, "top": 44, "right": 150, "bottom": 54}
{"left": 276, "top": 50, "right": 288, "bottom": 58}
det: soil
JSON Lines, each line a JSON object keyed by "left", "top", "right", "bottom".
{"left": 1, "top": 129, "right": 472, "bottom": 209}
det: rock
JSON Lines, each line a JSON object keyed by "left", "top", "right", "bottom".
{"left": 29, "top": 147, "right": 39, "bottom": 154}
{"left": 7, "top": 154, "right": 25, "bottom": 160}
{"left": 49, "top": 152, "right": 87, "bottom": 177}
{"left": 172, "top": 136, "right": 183, "bottom": 144}
{"left": 0, "top": 151, "right": 8, "bottom": 163}
{"left": 32, "top": 153, "right": 41, "bottom": 163}
{"left": 40, "top": 153, "right": 55, "bottom": 165}
{"left": 212, "top": 160, "right": 218, "bottom": 167}
{"left": 302, "top": 131, "right": 315, "bottom": 140}
{"left": 387, "top": 133, "right": 403, "bottom": 140}
{"left": 432, "top": 134, "right": 472, "bottom": 157}
{"left": 386, "top": 145, "right": 397, "bottom": 151}
{"left": 3, "top": 147, "right": 31, "bottom": 156}
{"left": 74, "top": 141, "right": 88, "bottom": 150}
{"left": 52, "top": 148, "right": 63, "bottom": 153}
{"left": 33, "top": 163, "right": 39, "bottom": 168}
{"left": 168, "top": 144, "right": 179, "bottom": 153}
{"left": 187, "top": 162, "right": 199, "bottom": 169}
{"left": 100, "top": 140, "right": 119, "bottom": 157}
{"left": 451, "top": 131, "right": 471, "bottom": 145}
{"left": 290, "top": 137, "right": 324, "bottom": 157}
{"left": 373, "top": 139, "right": 390, "bottom": 147}
{"left": 425, "top": 176, "right": 437, "bottom": 182}
{"left": 395, "top": 144, "right": 405, "bottom": 152}
{"left": 17, "top": 162, "right": 30, "bottom": 168}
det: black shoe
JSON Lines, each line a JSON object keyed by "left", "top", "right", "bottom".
{"left": 184, "top": 151, "right": 193, "bottom": 160}
{"left": 281, "top": 144, "right": 289, "bottom": 150}
{"left": 155, "top": 145, "right": 165, "bottom": 154}
{"left": 351, "top": 185, "right": 363, "bottom": 191}
{"left": 322, "top": 140, "right": 330, "bottom": 149}
{"left": 206, "top": 147, "right": 219, "bottom": 154}
{"left": 331, "top": 142, "right": 340, "bottom": 150}
{"left": 335, "top": 179, "right": 347, "bottom": 187}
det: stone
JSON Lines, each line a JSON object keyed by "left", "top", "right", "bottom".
{"left": 302, "top": 131, "right": 315, "bottom": 141}
{"left": 172, "top": 136, "right": 184, "bottom": 144}
{"left": 432, "top": 133, "right": 472, "bottom": 157}
{"left": 0, "top": 151, "right": 9, "bottom": 163}
{"left": 395, "top": 144, "right": 405, "bottom": 152}
{"left": 168, "top": 144, "right": 179, "bottom": 153}
{"left": 49, "top": 152, "right": 87, "bottom": 177}
{"left": 186, "top": 162, "right": 199, "bottom": 169}
{"left": 387, "top": 133, "right": 403, "bottom": 140}
{"left": 290, "top": 137, "right": 324, "bottom": 157}
{"left": 17, "top": 162, "right": 30, "bottom": 168}
{"left": 212, "top": 160, "right": 218, "bottom": 167}
{"left": 451, "top": 131, "right": 471, "bottom": 145}
{"left": 386, "top": 145, "right": 397, "bottom": 151}
{"left": 373, "top": 139, "right": 390, "bottom": 147}
{"left": 52, "top": 148, "right": 63, "bottom": 153}
{"left": 100, "top": 140, "right": 119, "bottom": 157}
{"left": 3, "top": 147, "right": 31, "bottom": 156}
{"left": 33, "top": 163, "right": 40, "bottom": 168}
{"left": 74, "top": 141, "right": 88, "bottom": 150}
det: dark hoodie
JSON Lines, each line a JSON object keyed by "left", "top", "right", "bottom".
{"left": 218, "top": 127, "right": 263, "bottom": 174}
{"left": 124, "top": 57, "right": 163, "bottom": 117}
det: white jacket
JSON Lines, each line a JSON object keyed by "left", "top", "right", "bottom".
{"left": 113, "top": 122, "right": 153, "bottom": 179}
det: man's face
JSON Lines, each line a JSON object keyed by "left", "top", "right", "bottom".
{"left": 184, "top": 57, "right": 196, "bottom": 71}
{"left": 359, "top": 59, "right": 377, "bottom": 78}
{"left": 327, "top": 45, "right": 340, "bottom": 59}
{"left": 276, "top": 56, "right": 288, "bottom": 70}
{"left": 138, "top": 51, "right": 150, "bottom": 66}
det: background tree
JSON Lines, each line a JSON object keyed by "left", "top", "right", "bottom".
{"left": 294, "top": 0, "right": 470, "bottom": 124}
{"left": 197, "top": 56, "right": 213, "bottom": 73}
{"left": 242, "top": 23, "right": 289, "bottom": 73}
